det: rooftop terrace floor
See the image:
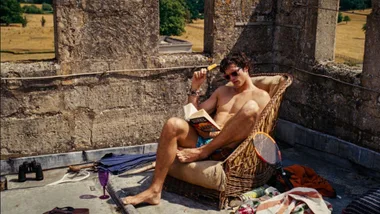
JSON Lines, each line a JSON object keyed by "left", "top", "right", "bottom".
{"left": 1, "top": 142, "right": 379, "bottom": 214}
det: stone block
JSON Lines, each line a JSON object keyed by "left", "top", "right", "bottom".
{"left": 358, "top": 148, "right": 376, "bottom": 169}
{"left": 338, "top": 141, "right": 360, "bottom": 163}
{"left": 72, "top": 110, "right": 93, "bottom": 150}
{"left": 55, "top": 0, "right": 159, "bottom": 63}
{"left": 294, "top": 124, "right": 314, "bottom": 148}
{"left": 324, "top": 136, "right": 340, "bottom": 156}
{"left": 274, "top": 119, "right": 296, "bottom": 145}
{"left": 0, "top": 115, "right": 72, "bottom": 155}
{"left": 91, "top": 108, "right": 170, "bottom": 148}
{"left": 64, "top": 86, "right": 89, "bottom": 110}
{"left": 0, "top": 95, "right": 21, "bottom": 117}
{"left": 144, "top": 143, "right": 158, "bottom": 153}
{"left": 372, "top": 152, "right": 380, "bottom": 172}
{"left": 23, "top": 91, "right": 64, "bottom": 115}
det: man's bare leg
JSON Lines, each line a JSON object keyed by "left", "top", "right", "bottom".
{"left": 122, "top": 117, "right": 198, "bottom": 205}
{"left": 177, "top": 100, "right": 260, "bottom": 162}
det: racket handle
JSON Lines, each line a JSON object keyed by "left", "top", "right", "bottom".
{"left": 68, "top": 163, "right": 95, "bottom": 172}
{"left": 281, "top": 171, "right": 294, "bottom": 189}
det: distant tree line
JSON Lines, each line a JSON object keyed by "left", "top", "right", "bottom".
{"left": 340, "top": 0, "right": 372, "bottom": 10}
{"left": 1, "top": 0, "right": 26, "bottom": 25}
{"left": 160, "top": 0, "right": 204, "bottom": 36}
{"left": 17, "top": 0, "right": 52, "bottom": 4}
{"left": 22, "top": 3, "right": 52, "bottom": 14}
{"left": 1, "top": 0, "right": 51, "bottom": 26}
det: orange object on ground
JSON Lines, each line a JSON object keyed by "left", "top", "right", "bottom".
{"left": 278, "top": 164, "right": 336, "bottom": 198}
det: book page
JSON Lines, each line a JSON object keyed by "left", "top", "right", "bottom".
{"left": 183, "top": 103, "right": 198, "bottom": 120}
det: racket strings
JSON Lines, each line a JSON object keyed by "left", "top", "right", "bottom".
{"left": 46, "top": 169, "right": 91, "bottom": 186}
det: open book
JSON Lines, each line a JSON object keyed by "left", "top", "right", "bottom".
{"left": 183, "top": 103, "right": 221, "bottom": 132}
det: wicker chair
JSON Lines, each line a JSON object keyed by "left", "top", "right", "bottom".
{"left": 164, "top": 73, "right": 293, "bottom": 209}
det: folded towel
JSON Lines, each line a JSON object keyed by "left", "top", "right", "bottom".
{"left": 278, "top": 165, "right": 336, "bottom": 198}
{"left": 256, "top": 187, "right": 332, "bottom": 214}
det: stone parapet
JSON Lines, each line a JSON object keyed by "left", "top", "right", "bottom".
{"left": 362, "top": 1, "right": 380, "bottom": 90}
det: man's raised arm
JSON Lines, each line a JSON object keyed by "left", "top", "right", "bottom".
{"left": 187, "top": 68, "right": 218, "bottom": 114}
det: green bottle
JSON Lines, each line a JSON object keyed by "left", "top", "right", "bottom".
{"left": 240, "top": 185, "right": 268, "bottom": 201}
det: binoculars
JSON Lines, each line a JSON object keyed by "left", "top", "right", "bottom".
{"left": 18, "top": 160, "right": 44, "bottom": 182}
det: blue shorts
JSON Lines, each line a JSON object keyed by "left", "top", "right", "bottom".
{"left": 196, "top": 136, "right": 213, "bottom": 148}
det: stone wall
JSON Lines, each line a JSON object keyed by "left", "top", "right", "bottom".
{"left": 273, "top": 0, "right": 380, "bottom": 152}
{"left": 0, "top": 55, "right": 210, "bottom": 157}
{"left": 279, "top": 63, "right": 380, "bottom": 152}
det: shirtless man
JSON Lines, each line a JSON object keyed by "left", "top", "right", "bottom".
{"left": 122, "top": 52, "right": 270, "bottom": 206}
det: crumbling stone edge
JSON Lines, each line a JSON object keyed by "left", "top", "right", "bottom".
{"left": 275, "top": 119, "right": 380, "bottom": 174}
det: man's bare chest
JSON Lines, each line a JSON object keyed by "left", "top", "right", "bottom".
{"left": 217, "top": 92, "right": 256, "bottom": 114}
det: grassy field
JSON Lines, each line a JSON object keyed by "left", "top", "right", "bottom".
{"left": 1, "top": 4, "right": 55, "bottom": 61}
{"left": 174, "top": 19, "right": 204, "bottom": 52}
{"left": 0, "top": 8, "right": 371, "bottom": 63}
{"left": 334, "top": 9, "right": 371, "bottom": 64}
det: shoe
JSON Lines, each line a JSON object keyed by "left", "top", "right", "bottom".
{"left": 43, "top": 207, "right": 89, "bottom": 214}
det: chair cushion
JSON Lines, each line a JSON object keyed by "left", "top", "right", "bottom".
{"left": 251, "top": 75, "right": 286, "bottom": 97}
{"left": 168, "top": 160, "right": 226, "bottom": 191}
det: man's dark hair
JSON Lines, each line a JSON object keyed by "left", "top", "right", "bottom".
{"left": 220, "top": 52, "right": 252, "bottom": 74}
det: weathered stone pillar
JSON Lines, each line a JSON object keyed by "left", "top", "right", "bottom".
{"left": 362, "top": 1, "right": 380, "bottom": 90}
{"left": 315, "top": 0, "right": 340, "bottom": 61}
{"left": 204, "top": 0, "right": 275, "bottom": 64}
{"left": 53, "top": 0, "right": 159, "bottom": 74}
{"left": 273, "top": 0, "right": 339, "bottom": 69}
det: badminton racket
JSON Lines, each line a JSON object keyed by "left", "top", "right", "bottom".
{"left": 253, "top": 132, "right": 293, "bottom": 189}
{"left": 46, "top": 170, "right": 90, "bottom": 186}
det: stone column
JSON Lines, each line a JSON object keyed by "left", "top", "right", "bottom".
{"left": 54, "top": 0, "right": 159, "bottom": 74}
{"left": 315, "top": 0, "right": 340, "bottom": 61}
{"left": 205, "top": 0, "right": 275, "bottom": 63}
{"left": 362, "top": 1, "right": 380, "bottom": 90}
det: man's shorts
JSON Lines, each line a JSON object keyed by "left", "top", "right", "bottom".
{"left": 196, "top": 136, "right": 213, "bottom": 148}
{"left": 195, "top": 136, "right": 235, "bottom": 161}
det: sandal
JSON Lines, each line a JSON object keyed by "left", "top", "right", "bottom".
{"left": 43, "top": 207, "right": 89, "bottom": 214}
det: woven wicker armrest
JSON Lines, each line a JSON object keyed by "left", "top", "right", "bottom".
{"left": 221, "top": 73, "right": 293, "bottom": 199}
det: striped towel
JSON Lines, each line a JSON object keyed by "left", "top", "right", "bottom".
{"left": 343, "top": 187, "right": 380, "bottom": 214}
{"left": 255, "top": 187, "right": 332, "bottom": 214}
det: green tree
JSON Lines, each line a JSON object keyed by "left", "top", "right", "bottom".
{"left": 184, "top": 0, "right": 204, "bottom": 21}
{"left": 159, "top": 0, "right": 186, "bottom": 36}
{"left": 362, "top": 23, "right": 367, "bottom": 32}
{"left": 42, "top": 3, "right": 52, "bottom": 12}
{"left": 0, "top": 0, "right": 24, "bottom": 25}
{"left": 22, "top": 5, "right": 43, "bottom": 14}
{"left": 339, "top": 0, "right": 372, "bottom": 10}
{"left": 41, "top": 16, "right": 45, "bottom": 27}
{"left": 30, "top": 0, "right": 53, "bottom": 4}
{"left": 337, "top": 12, "right": 343, "bottom": 23}
{"left": 21, "top": 15, "right": 27, "bottom": 27}
{"left": 343, "top": 15, "right": 351, "bottom": 24}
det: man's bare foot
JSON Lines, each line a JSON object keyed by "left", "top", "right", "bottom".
{"left": 122, "top": 188, "right": 161, "bottom": 206}
{"left": 176, "top": 148, "right": 207, "bottom": 163}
